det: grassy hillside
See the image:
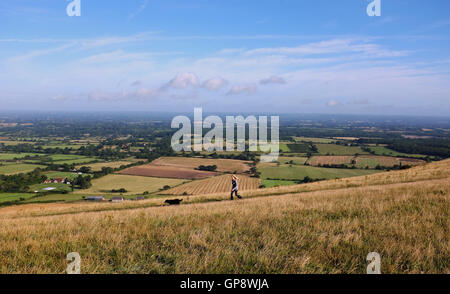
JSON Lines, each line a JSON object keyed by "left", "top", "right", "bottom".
{"left": 0, "top": 159, "right": 448, "bottom": 274}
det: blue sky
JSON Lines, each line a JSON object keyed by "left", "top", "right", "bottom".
{"left": 0, "top": 0, "right": 449, "bottom": 115}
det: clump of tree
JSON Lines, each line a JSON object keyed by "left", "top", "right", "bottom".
{"left": 197, "top": 165, "right": 217, "bottom": 171}
{"left": 111, "top": 188, "right": 127, "bottom": 193}
{"left": 0, "top": 168, "right": 46, "bottom": 193}
{"left": 73, "top": 175, "right": 92, "bottom": 189}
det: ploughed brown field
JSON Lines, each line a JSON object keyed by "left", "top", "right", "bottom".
{"left": 151, "top": 157, "right": 251, "bottom": 173}
{"left": 118, "top": 165, "right": 218, "bottom": 179}
{"left": 159, "top": 174, "right": 261, "bottom": 195}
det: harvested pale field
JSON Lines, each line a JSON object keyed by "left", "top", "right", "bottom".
{"left": 76, "top": 161, "right": 135, "bottom": 172}
{"left": 151, "top": 157, "right": 251, "bottom": 173}
{"left": 307, "top": 156, "right": 354, "bottom": 166}
{"left": 73, "top": 174, "right": 188, "bottom": 195}
{"left": 160, "top": 174, "right": 261, "bottom": 195}
{"left": 0, "top": 160, "right": 448, "bottom": 273}
{"left": 118, "top": 165, "right": 217, "bottom": 179}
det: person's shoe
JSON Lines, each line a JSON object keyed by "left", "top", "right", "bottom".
{"left": 230, "top": 197, "right": 234, "bottom": 200}
{"left": 237, "top": 195, "right": 242, "bottom": 199}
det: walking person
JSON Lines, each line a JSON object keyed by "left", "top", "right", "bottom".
{"left": 231, "top": 175, "right": 242, "bottom": 200}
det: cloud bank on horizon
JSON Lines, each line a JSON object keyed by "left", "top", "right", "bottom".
{"left": 0, "top": 0, "right": 449, "bottom": 116}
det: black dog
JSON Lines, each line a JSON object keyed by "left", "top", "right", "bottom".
{"left": 165, "top": 199, "right": 183, "bottom": 205}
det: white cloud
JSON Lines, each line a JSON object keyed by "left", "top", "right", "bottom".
{"left": 163, "top": 72, "right": 199, "bottom": 90}
{"left": 244, "top": 38, "right": 409, "bottom": 58}
{"left": 327, "top": 100, "right": 341, "bottom": 107}
{"left": 129, "top": 0, "right": 150, "bottom": 20}
{"left": 202, "top": 77, "right": 228, "bottom": 91}
{"left": 260, "top": 76, "right": 287, "bottom": 85}
{"left": 349, "top": 98, "right": 370, "bottom": 105}
{"left": 227, "top": 84, "right": 257, "bottom": 96}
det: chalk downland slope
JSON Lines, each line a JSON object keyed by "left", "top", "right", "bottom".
{"left": 0, "top": 159, "right": 448, "bottom": 274}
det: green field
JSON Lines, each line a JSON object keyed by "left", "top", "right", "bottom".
{"left": 369, "top": 146, "right": 426, "bottom": 158}
{"left": 0, "top": 153, "right": 42, "bottom": 160}
{"left": 41, "top": 144, "right": 85, "bottom": 150}
{"left": 292, "top": 137, "right": 337, "bottom": 143}
{"left": 315, "top": 144, "right": 369, "bottom": 155}
{"left": 0, "top": 193, "right": 35, "bottom": 204}
{"left": 0, "top": 164, "right": 45, "bottom": 175}
{"left": 261, "top": 179, "right": 299, "bottom": 188}
{"left": 0, "top": 141, "right": 35, "bottom": 146}
{"left": 45, "top": 154, "right": 90, "bottom": 161}
{"left": 23, "top": 193, "right": 148, "bottom": 203}
{"left": 257, "top": 164, "right": 380, "bottom": 181}
{"left": 278, "top": 143, "right": 291, "bottom": 152}
{"left": 23, "top": 193, "right": 83, "bottom": 203}
{"left": 258, "top": 142, "right": 291, "bottom": 155}
{"left": 285, "top": 143, "right": 314, "bottom": 153}
{"left": 277, "top": 156, "right": 308, "bottom": 165}
{"left": 29, "top": 183, "right": 72, "bottom": 193}
{"left": 44, "top": 171, "right": 91, "bottom": 180}
{"left": 53, "top": 158, "right": 100, "bottom": 165}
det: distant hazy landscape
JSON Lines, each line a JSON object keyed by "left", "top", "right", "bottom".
{"left": 0, "top": 113, "right": 448, "bottom": 273}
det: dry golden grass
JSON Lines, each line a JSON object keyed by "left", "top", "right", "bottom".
{"left": 0, "top": 159, "right": 448, "bottom": 273}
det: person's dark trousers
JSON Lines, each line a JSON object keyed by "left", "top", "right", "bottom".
{"left": 231, "top": 190, "right": 242, "bottom": 200}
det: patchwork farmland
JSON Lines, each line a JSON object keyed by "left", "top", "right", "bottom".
{"left": 160, "top": 174, "right": 260, "bottom": 195}
{"left": 118, "top": 156, "right": 252, "bottom": 179}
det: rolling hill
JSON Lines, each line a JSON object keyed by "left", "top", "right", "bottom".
{"left": 0, "top": 159, "right": 448, "bottom": 273}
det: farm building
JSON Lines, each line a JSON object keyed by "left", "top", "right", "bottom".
{"left": 86, "top": 196, "right": 105, "bottom": 201}
{"left": 44, "top": 177, "right": 64, "bottom": 184}
{"left": 43, "top": 177, "right": 71, "bottom": 184}
{"left": 111, "top": 197, "right": 124, "bottom": 203}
